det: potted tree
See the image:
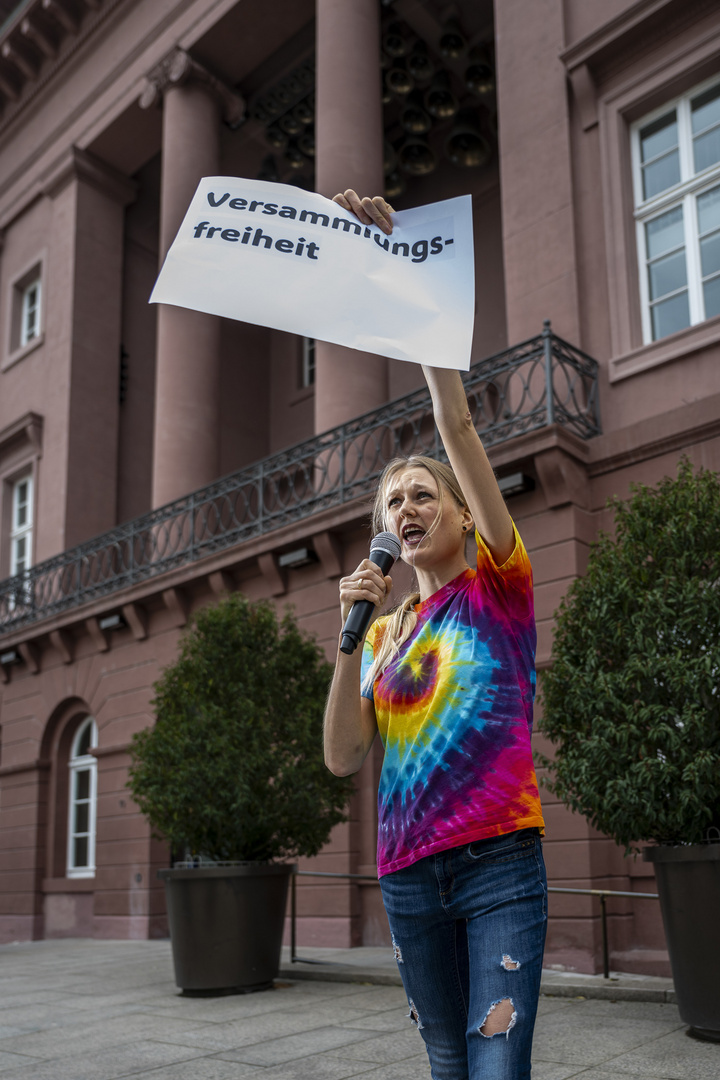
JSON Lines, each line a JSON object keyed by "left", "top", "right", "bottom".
{"left": 537, "top": 459, "right": 720, "bottom": 1041}
{"left": 128, "top": 593, "right": 353, "bottom": 994}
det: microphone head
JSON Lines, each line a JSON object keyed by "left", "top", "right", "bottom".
{"left": 370, "top": 530, "right": 402, "bottom": 563}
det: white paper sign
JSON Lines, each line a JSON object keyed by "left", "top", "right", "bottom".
{"left": 150, "top": 177, "right": 475, "bottom": 370}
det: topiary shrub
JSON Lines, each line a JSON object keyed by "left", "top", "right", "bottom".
{"left": 537, "top": 458, "right": 720, "bottom": 852}
{"left": 128, "top": 593, "right": 354, "bottom": 862}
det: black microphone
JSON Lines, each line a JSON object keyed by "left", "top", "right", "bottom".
{"left": 340, "top": 531, "right": 402, "bottom": 655}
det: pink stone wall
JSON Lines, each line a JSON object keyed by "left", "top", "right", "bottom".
{"left": 2, "top": 0, "right": 719, "bottom": 976}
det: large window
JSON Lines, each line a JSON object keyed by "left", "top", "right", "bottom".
{"left": 66, "top": 717, "right": 98, "bottom": 879}
{"left": 632, "top": 77, "right": 720, "bottom": 343}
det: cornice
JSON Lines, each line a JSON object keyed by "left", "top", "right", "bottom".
{"left": 561, "top": 0, "right": 675, "bottom": 72}
{"left": 0, "top": 410, "right": 43, "bottom": 457}
{"left": 0, "top": 0, "right": 131, "bottom": 130}
{"left": 561, "top": 0, "right": 720, "bottom": 81}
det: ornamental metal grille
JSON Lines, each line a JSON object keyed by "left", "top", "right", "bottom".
{"left": 0, "top": 325, "right": 599, "bottom": 636}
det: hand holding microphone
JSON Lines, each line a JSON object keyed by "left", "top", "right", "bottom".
{"left": 339, "top": 531, "right": 401, "bottom": 655}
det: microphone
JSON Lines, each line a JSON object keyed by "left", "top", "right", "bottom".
{"left": 340, "top": 531, "right": 402, "bottom": 655}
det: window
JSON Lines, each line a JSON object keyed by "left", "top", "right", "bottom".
{"left": 301, "top": 336, "right": 316, "bottom": 388}
{"left": 20, "top": 278, "right": 41, "bottom": 348}
{"left": 9, "top": 474, "right": 32, "bottom": 578}
{"left": 66, "top": 717, "right": 98, "bottom": 878}
{"left": 5, "top": 258, "right": 44, "bottom": 367}
{"left": 632, "top": 77, "right": 720, "bottom": 343}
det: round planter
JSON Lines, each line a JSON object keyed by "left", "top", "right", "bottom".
{"left": 158, "top": 862, "right": 295, "bottom": 994}
{"left": 644, "top": 844, "right": 720, "bottom": 1041}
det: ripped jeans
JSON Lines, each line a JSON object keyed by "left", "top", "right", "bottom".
{"left": 379, "top": 828, "right": 547, "bottom": 1080}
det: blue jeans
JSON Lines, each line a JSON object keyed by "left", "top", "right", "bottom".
{"left": 379, "top": 828, "right": 547, "bottom": 1080}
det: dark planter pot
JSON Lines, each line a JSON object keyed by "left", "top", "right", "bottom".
{"left": 158, "top": 863, "right": 294, "bottom": 994}
{"left": 644, "top": 844, "right": 720, "bottom": 1041}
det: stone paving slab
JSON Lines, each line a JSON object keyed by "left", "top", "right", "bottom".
{"left": 0, "top": 940, "right": 717, "bottom": 1079}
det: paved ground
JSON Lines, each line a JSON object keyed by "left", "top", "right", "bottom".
{"left": 0, "top": 940, "right": 718, "bottom": 1080}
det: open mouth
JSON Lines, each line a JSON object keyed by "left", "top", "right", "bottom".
{"left": 402, "top": 524, "right": 426, "bottom": 547}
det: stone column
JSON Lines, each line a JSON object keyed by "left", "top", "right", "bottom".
{"left": 314, "top": 0, "right": 387, "bottom": 434}
{"left": 142, "top": 51, "right": 244, "bottom": 507}
{"left": 43, "top": 148, "right": 136, "bottom": 549}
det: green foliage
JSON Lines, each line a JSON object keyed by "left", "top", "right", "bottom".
{"left": 538, "top": 458, "right": 720, "bottom": 851}
{"left": 128, "top": 594, "right": 353, "bottom": 862}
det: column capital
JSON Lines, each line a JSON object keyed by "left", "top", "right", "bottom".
{"left": 139, "top": 47, "right": 245, "bottom": 129}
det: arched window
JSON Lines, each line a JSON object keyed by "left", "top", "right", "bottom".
{"left": 66, "top": 717, "right": 98, "bottom": 878}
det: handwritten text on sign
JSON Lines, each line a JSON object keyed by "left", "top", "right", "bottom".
{"left": 150, "top": 178, "right": 475, "bottom": 370}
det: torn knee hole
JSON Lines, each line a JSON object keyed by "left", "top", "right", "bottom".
{"left": 501, "top": 954, "right": 521, "bottom": 971}
{"left": 479, "top": 997, "right": 517, "bottom": 1038}
{"left": 407, "top": 999, "right": 423, "bottom": 1029}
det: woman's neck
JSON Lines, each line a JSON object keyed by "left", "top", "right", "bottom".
{"left": 416, "top": 555, "right": 471, "bottom": 602}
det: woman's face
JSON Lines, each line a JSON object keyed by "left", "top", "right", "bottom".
{"left": 383, "top": 466, "right": 470, "bottom": 568}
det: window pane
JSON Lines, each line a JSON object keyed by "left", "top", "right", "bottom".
{"left": 703, "top": 275, "right": 720, "bottom": 319}
{"left": 76, "top": 769, "right": 90, "bottom": 800}
{"left": 648, "top": 251, "right": 687, "bottom": 301}
{"left": 694, "top": 127, "right": 720, "bottom": 174}
{"left": 651, "top": 292, "right": 690, "bottom": 340}
{"left": 698, "top": 185, "right": 720, "bottom": 234}
{"left": 700, "top": 233, "right": 720, "bottom": 278}
{"left": 74, "top": 836, "right": 89, "bottom": 867}
{"left": 646, "top": 207, "right": 684, "bottom": 258}
{"left": 640, "top": 112, "right": 678, "bottom": 161}
{"left": 74, "top": 802, "right": 89, "bottom": 834}
{"left": 77, "top": 725, "right": 92, "bottom": 757}
{"left": 14, "top": 537, "right": 26, "bottom": 562}
{"left": 691, "top": 85, "right": 720, "bottom": 134}
{"left": 642, "top": 152, "right": 681, "bottom": 200}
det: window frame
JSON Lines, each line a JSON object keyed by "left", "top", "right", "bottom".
{"left": 591, "top": 19, "right": 720, "bottom": 382}
{"left": 66, "top": 717, "right": 98, "bottom": 880}
{"left": 631, "top": 74, "right": 720, "bottom": 346}
{"left": 0, "top": 416, "right": 42, "bottom": 584}
{"left": 19, "top": 276, "right": 41, "bottom": 349}
{"left": 3, "top": 254, "right": 46, "bottom": 371}
{"left": 9, "top": 472, "right": 33, "bottom": 578}
{"left": 301, "top": 336, "right": 316, "bottom": 389}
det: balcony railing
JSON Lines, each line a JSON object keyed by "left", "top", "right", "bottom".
{"left": 0, "top": 323, "right": 600, "bottom": 636}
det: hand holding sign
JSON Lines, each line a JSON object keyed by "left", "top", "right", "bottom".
{"left": 150, "top": 178, "right": 475, "bottom": 370}
{"left": 333, "top": 190, "right": 395, "bottom": 235}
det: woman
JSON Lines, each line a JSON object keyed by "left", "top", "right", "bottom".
{"left": 324, "top": 190, "right": 546, "bottom": 1080}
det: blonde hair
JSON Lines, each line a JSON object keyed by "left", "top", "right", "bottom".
{"left": 362, "top": 456, "right": 469, "bottom": 694}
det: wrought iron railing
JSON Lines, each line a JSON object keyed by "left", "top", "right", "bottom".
{"left": 0, "top": 323, "right": 599, "bottom": 635}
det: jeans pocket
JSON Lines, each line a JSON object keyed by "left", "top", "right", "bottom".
{"left": 464, "top": 829, "right": 538, "bottom": 864}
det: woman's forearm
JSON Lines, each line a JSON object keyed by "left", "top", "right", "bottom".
{"left": 323, "top": 645, "right": 377, "bottom": 776}
{"left": 421, "top": 366, "right": 473, "bottom": 431}
{"left": 422, "top": 365, "right": 515, "bottom": 562}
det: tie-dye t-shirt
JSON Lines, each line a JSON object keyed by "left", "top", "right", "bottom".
{"left": 361, "top": 523, "right": 544, "bottom": 878}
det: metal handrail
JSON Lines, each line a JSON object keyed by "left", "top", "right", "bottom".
{"left": 0, "top": 323, "right": 600, "bottom": 637}
{"left": 289, "top": 870, "right": 658, "bottom": 980}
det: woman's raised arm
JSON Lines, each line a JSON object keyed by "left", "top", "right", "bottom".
{"left": 332, "top": 189, "right": 514, "bottom": 565}
{"left": 422, "top": 366, "right": 514, "bottom": 565}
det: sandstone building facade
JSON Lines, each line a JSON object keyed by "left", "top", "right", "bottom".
{"left": 1, "top": 0, "right": 719, "bottom": 976}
